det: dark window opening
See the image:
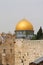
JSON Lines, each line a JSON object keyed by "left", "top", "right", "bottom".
{"left": 10, "top": 49, "right": 12, "bottom": 53}
{"left": 7, "top": 64, "right": 9, "bottom": 65}
{"left": 21, "top": 59, "right": 23, "bottom": 63}
{"left": 3, "top": 49, "right": 6, "bottom": 53}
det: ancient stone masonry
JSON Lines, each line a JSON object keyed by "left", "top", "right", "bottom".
{"left": 0, "top": 37, "right": 15, "bottom": 65}
{"left": 0, "top": 38, "right": 43, "bottom": 65}
{"left": 15, "top": 39, "right": 43, "bottom": 65}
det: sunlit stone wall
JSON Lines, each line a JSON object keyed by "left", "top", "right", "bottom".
{"left": 0, "top": 38, "right": 15, "bottom": 65}
{"left": 15, "top": 39, "right": 43, "bottom": 65}
{"left": 0, "top": 39, "right": 43, "bottom": 65}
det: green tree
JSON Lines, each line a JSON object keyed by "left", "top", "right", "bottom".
{"left": 36, "top": 27, "right": 42, "bottom": 39}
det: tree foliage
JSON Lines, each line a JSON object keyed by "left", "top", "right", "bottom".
{"left": 36, "top": 27, "right": 43, "bottom": 40}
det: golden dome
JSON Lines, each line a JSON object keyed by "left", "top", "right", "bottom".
{"left": 15, "top": 19, "right": 33, "bottom": 31}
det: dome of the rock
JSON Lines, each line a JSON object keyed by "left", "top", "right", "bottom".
{"left": 15, "top": 19, "right": 34, "bottom": 39}
{"left": 16, "top": 19, "right": 33, "bottom": 31}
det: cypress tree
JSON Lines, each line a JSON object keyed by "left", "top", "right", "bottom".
{"left": 36, "top": 27, "right": 42, "bottom": 39}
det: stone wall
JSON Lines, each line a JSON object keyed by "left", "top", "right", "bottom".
{"left": 0, "top": 39, "right": 43, "bottom": 65}
{"left": 0, "top": 38, "right": 15, "bottom": 65}
{"left": 15, "top": 39, "right": 43, "bottom": 65}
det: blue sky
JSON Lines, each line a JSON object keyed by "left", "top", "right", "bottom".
{"left": 0, "top": 0, "right": 43, "bottom": 33}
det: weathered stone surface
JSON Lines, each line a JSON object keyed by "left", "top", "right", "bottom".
{"left": 15, "top": 39, "right": 43, "bottom": 65}
{"left": 0, "top": 38, "right": 43, "bottom": 65}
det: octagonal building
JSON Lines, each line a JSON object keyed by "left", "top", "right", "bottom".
{"left": 15, "top": 19, "right": 34, "bottom": 39}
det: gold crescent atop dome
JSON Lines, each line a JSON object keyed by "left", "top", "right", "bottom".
{"left": 15, "top": 19, "right": 33, "bottom": 31}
